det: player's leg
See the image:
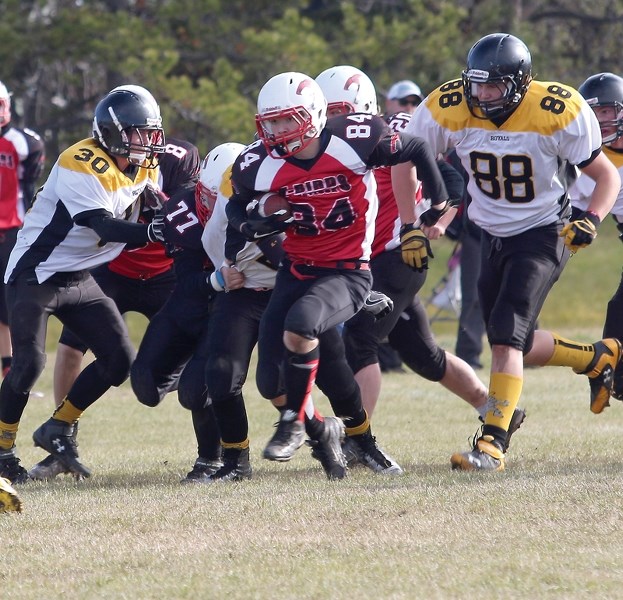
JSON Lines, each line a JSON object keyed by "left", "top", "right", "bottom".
{"left": 0, "top": 274, "right": 55, "bottom": 483}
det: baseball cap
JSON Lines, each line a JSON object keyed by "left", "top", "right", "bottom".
{"left": 387, "top": 80, "right": 423, "bottom": 101}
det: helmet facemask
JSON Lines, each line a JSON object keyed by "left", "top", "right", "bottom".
{"left": 256, "top": 106, "right": 319, "bottom": 158}
{"left": 462, "top": 69, "right": 527, "bottom": 119}
{"left": 589, "top": 102, "right": 623, "bottom": 145}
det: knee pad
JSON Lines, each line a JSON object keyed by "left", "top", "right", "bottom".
{"left": 177, "top": 359, "right": 210, "bottom": 411}
{"left": 101, "top": 343, "right": 134, "bottom": 387}
{"left": 408, "top": 346, "right": 446, "bottom": 381}
{"left": 8, "top": 350, "right": 46, "bottom": 394}
{"left": 130, "top": 362, "right": 165, "bottom": 408}
{"left": 205, "top": 356, "right": 239, "bottom": 404}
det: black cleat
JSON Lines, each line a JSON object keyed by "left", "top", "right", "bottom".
{"left": 32, "top": 419, "right": 91, "bottom": 479}
{"left": 207, "top": 447, "right": 252, "bottom": 482}
{"left": 346, "top": 428, "right": 403, "bottom": 475}
{"left": 181, "top": 457, "right": 223, "bottom": 484}
{"left": 28, "top": 454, "right": 70, "bottom": 481}
{"left": 306, "top": 416, "right": 347, "bottom": 480}
{"left": 263, "top": 418, "right": 306, "bottom": 462}
{"left": 0, "top": 447, "right": 29, "bottom": 484}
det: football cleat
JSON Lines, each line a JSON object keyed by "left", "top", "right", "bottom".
{"left": 450, "top": 435, "right": 505, "bottom": 472}
{"left": 612, "top": 362, "right": 623, "bottom": 401}
{"left": 180, "top": 457, "right": 223, "bottom": 484}
{"left": 476, "top": 407, "right": 526, "bottom": 453}
{"left": 207, "top": 447, "right": 252, "bottom": 482}
{"left": 28, "top": 454, "right": 70, "bottom": 481}
{"left": 0, "top": 447, "right": 29, "bottom": 484}
{"left": 32, "top": 419, "right": 91, "bottom": 479}
{"left": 345, "top": 428, "right": 403, "bottom": 475}
{"left": 262, "top": 418, "right": 306, "bottom": 462}
{"left": 579, "top": 338, "right": 622, "bottom": 414}
{"left": 306, "top": 416, "right": 347, "bottom": 480}
{"left": 0, "top": 476, "right": 22, "bottom": 512}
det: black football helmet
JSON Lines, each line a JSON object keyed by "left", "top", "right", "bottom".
{"left": 92, "top": 88, "right": 165, "bottom": 168}
{"left": 578, "top": 72, "right": 623, "bottom": 144}
{"left": 462, "top": 33, "right": 532, "bottom": 119}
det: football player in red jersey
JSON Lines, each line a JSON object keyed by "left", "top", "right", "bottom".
{"left": 222, "top": 71, "right": 450, "bottom": 479}
{"left": 0, "top": 81, "right": 45, "bottom": 379}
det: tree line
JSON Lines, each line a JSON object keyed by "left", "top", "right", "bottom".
{"left": 3, "top": 0, "right": 623, "bottom": 164}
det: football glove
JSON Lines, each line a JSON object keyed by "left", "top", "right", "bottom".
{"left": 400, "top": 223, "right": 433, "bottom": 271}
{"left": 0, "top": 477, "right": 22, "bottom": 513}
{"left": 559, "top": 211, "right": 600, "bottom": 254}
{"left": 616, "top": 221, "right": 623, "bottom": 244}
{"left": 147, "top": 212, "right": 167, "bottom": 243}
{"left": 240, "top": 213, "right": 291, "bottom": 241}
{"left": 362, "top": 290, "right": 394, "bottom": 321}
{"left": 142, "top": 180, "right": 169, "bottom": 211}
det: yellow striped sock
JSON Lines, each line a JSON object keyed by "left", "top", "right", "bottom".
{"left": 52, "top": 399, "right": 83, "bottom": 424}
{"left": 545, "top": 333, "right": 594, "bottom": 371}
{"left": 0, "top": 420, "right": 19, "bottom": 450}
{"left": 222, "top": 438, "right": 250, "bottom": 450}
{"left": 485, "top": 372, "right": 523, "bottom": 432}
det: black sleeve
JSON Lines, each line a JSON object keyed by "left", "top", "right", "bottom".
{"left": 173, "top": 247, "right": 216, "bottom": 299}
{"left": 433, "top": 159, "right": 464, "bottom": 205}
{"left": 77, "top": 210, "right": 151, "bottom": 245}
{"left": 397, "top": 133, "right": 449, "bottom": 206}
{"left": 225, "top": 192, "right": 249, "bottom": 234}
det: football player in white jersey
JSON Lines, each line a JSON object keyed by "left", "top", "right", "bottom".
{"left": 573, "top": 72, "right": 623, "bottom": 401}
{"left": 398, "top": 32, "right": 622, "bottom": 472}
{"left": 0, "top": 87, "right": 167, "bottom": 484}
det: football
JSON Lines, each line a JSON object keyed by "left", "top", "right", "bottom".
{"left": 249, "top": 192, "right": 292, "bottom": 221}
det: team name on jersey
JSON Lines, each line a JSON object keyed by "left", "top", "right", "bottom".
{"left": 286, "top": 174, "right": 352, "bottom": 197}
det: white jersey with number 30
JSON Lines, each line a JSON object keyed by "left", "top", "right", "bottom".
{"left": 408, "top": 79, "right": 602, "bottom": 237}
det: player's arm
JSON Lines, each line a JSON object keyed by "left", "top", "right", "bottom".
{"left": 391, "top": 134, "right": 450, "bottom": 224}
{"left": 560, "top": 151, "right": 621, "bottom": 253}
{"left": 75, "top": 208, "right": 164, "bottom": 245}
{"left": 20, "top": 131, "right": 45, "bottom": 210}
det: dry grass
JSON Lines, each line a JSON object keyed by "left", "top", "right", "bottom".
{"left": 4, "top": 336, "right": 623, "bottom": 599}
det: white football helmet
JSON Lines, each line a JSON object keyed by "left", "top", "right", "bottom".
{"left": 0, "top": 81, "right": 11, "bottom": 127}
{"left": 196, "top": 142, "right": 245, "bottom": 225}
{"left": 255, "top": 72, "right": 327, "bottom": 158}
{"left": 316, "top": 65, "right": 378, "bottom": 116}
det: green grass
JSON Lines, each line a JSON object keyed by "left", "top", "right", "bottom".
{"left": 5, "top": 218, "right": 623, "bottom": 599}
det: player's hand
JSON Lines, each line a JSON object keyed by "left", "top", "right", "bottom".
{"left": 616, "top": 221, "right": 623, "bottom": 244}
{"left": 221, "top": 265, "right": 245, "bottom": 291}
{"left": 559, "top": 211, "right": 600, "bottom": 254}
{"left": 400, "top": 223, "right": 433, "bottom": 271}
{"left": 142, "top": 180, "right": 169, "bottom": 211}
{"left": 147, "top": 212, "right": 167, "bottom": 243}
{"left": 362, "top": 290, "right": 394, "bottom": 321}
{"left": 240, "top": 214, "right": 290, "bottom": 241}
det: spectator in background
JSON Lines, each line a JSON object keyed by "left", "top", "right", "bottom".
{"left": 385, "top": 80, "right": 424, "bottom": 116}
{"left": 0, "top": 80, "right": 45, "bottom": 378}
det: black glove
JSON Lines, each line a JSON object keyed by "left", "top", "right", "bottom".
{"left": 142, "top": 180, "right": 169, "bottom": 211}
{"left": 362, "top": 290, "right": 394, "bottom": 321}
{"left": 147, "top": 212, "right": 166, "bottom": 243}
{"left": 400, "top": 223, "right": 433, "bottom": 271}
{"left": 616, "top": 220, "right": 623, "bottom": 243}
{"left": 559, "top": 210, "right": 600, "bottom": 254}
{"left": 240, "top": 213, "right": 290, "bottom": 241}
{"left": 419, "top": 202, "right": 451, "bottom": 227}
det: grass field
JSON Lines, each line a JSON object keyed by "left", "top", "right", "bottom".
{"left": 3, "top": 220, "right": 623, "bottom": 599}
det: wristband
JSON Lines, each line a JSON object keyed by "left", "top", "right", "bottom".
{"left": 209, "top": 269, "right": 226, "bottom": 292}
